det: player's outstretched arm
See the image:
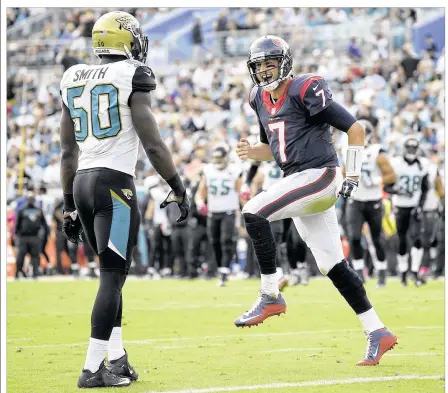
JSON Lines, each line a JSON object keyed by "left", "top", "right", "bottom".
{"left": 130, "top": 91, "right": 190, "bottom": 222}
{"left": 60, "top": 103, "right": 79, "bottom": 194}
{"left": 130, "top": 91, "right": 182, "bottom": 187}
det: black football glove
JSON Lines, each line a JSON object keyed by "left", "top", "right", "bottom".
{"left": 338, "top": 178, "right": 359, "bottom": 199}
{"left": 160, "top": 190, "right": 191, "bottom": 223}
{"left": 62, "top": 210, "right": 84, "bottom": 244}
{"left": 411, "top": 206, "right": 422, "bottom": 221}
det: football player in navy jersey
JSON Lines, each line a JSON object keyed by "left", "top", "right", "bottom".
{"left": 235, "top": 35, "right": 397, "bottom": 366}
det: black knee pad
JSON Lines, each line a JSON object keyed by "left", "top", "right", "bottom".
{"left": 327, "top": 260, "right": 372, "bottom": 315}
{"left": 99, "top": 248, "right": 131, "bottom": 274}
{"left": 243, "top": 213, "right": 277, "bottom": 275}
{"left": 349, "top": 238, "right": 364, "bottom": 260}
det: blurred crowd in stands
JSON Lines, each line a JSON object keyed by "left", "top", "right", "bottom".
{"left": 6, "top": 7, "right": 445, "bottom": 279}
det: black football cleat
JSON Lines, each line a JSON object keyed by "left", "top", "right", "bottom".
{"left": 108, "top": 350, "right": 138, "bottom": 381}
{"left": 77, "top": 359, "right": 131, "bottom": 388}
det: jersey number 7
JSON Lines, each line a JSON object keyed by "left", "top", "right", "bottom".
{"left": 67, "top": 83, "right": 122, "bottom": 142}
{"left": 268, "top": 121, "right": 287, "bottom": 163}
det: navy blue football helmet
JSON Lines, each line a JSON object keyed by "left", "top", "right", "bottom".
{"left": 247, "top": 35, "right": 293, "bottom": 91}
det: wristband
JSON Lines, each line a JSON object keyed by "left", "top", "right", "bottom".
{"left": 63, "top": 193, "right": 76, "bottom": 212}
{"left": 345, "top": 145, "right": 364, "bottom": 177}
{"left": 166, "top": 173, "right": 186, "bottom": 196}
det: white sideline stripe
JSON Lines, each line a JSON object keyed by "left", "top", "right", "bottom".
{"left": 143, "top": 375, "right": 441, "bottom": 393}
{"left": 10, "top": 326, "right": 444, "bottom": 349}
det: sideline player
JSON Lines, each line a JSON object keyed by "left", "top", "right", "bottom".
{"left": 388, "top": 136, "right": 429, "bottom": 286}
{"left": 235, "top": 35, "right": 397, "bottom": 366}
{"left": 59, "top": 11, "right": 190, "bottom": 388}
{"left": 195, "top": 144, "right": 242, "bottom": 286}
{"left": 344, "top": 120, "right": 396, "bottom": 287}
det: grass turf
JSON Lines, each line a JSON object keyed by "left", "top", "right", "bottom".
{"left": 6, "top": 277, "right": 445, "bottom": 393}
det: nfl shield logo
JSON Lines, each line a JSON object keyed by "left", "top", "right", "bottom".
{"left": 271, "top": 108, "right": 276, "bottom": 115}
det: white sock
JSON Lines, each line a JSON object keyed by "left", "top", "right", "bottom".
{"left": 411, "top": 247, "right": 424, "bottom": 273}
{"left": 352, "top": 259, "right": 364, "bottom": 271}
{"left": 397, "top": 254, "right": 409, "bottom": 273}
{"left": 374, "top": 260, "right": 388, "bottom": 271}
{"left": 261, "top": 273, "right": 279, "bottom": 296}
{"left": 276, "top": 266, "right": 284, "bottom": 278}
{"left": 358, "top": 308, "right": 385, "bottom": 335}
{"left": 108, "top": 327, "right": 125, "bottom": 362}
{"left": 84, "top": 337, "right": 108, "bottom": 372}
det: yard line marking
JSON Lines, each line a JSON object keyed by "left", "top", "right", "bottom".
{"left": 385, "top": 352, "right": 441, "bottom": 357}
{"left": 262, "top": 348, "right": 323, "bottom": 353}
{"left": 142, "top": 375, "right": 442, "bottom": 393}
{"left": 10, "top": 325, "right": 444, "bottom": 349}
{"left": 406, "top": 326, "right": 444, "bottom": 329}
{"left": 7, "top": 303, "right": 245, "bottom": 317}
{"left": 6, "top": 338, "right": 31, "bottom": 342}
{"left": 156, "top": 344, "right": 225, "bottom": 350}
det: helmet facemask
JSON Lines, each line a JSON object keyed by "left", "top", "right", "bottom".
{"left": 212, "top": 147, "right": 229, "bottom": 170}
{"left": 403, "top": 139, "right": 419, "bottom": 161}
{"left": 248, "top": 55, "right": 292, "bottom": 92}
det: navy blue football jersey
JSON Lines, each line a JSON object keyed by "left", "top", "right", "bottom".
{"left": 248, "top": 74, "right": 339, "bottom": 176}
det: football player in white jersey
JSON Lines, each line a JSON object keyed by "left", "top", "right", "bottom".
{"left": 59, "top": 11, "right": 190, "bottom": 388}
{"left": 344, "top": 120, "right": 396, "bottom": 287}
{"left": 387, "top": 136, "right": 429, "bottom": 286}
{"left": 195, "top": 144, "right": 243, "bottom": 286}
{"left": 420, "top": 149, "right": 445, "bottom": 281}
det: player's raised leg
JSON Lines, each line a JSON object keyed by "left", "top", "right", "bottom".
{"left": 235, "top": 168, "right": 338, "bottom": 327}
{"left": 294, "top": 207, "right": 397, "bottom": 366}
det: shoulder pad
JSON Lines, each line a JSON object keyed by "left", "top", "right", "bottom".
{"left": 248, "top": 86, "right": 260, "bottom": 110}
{"left": 289, "top": 74, "right": 325, "bottom": 101}
{"left": 60, "top": 64, "right": 84, "bottom": 89}
{"left": 132, "top": 65, "right": 156, "bottom": 94}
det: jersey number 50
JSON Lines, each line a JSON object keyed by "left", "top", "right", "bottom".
{"left": 67, "top": 84, "right": 122, "bottom": 142}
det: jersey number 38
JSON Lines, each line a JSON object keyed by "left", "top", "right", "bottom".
{"left": 67, "top": 83, "right": 122, "bottom": 142}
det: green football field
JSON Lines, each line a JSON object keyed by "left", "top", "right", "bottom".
{"left": 6, "top": 277, "right": 445, "bottom": 393}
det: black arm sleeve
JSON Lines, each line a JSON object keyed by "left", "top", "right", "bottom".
{"left": 128, "top": 66, "right": 157, "bottom": 106}
{"left": 245, "top": 162, "right": 261, "bottom": 186}
{"left": 314, "top": 102, "right": 358, "bottom": 133}
{"left": 418, "top": 174, "right": 429, "bottom": 208}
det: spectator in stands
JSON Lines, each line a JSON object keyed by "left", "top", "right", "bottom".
{"left": 191, "top": 17, "right": 204, "bottom": 63}
{"left": 400, "top": 43, "right": 420, "bottom": 80}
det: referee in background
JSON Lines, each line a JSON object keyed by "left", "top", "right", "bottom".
{"left": 15, "top": 191, "right": 47, "bottom": 279}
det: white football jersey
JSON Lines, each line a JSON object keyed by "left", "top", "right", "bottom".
{"left": 354, "top": 144, "right": 384, "bottom": 202}
{"left": 203, "top": 163, "right": 241, "bottom": 213}
{"left": 423, "top": 161, "right": 441, "bottom": 211}
{"left": 261, "top": 161, "right": 283, "bottom": 191}
{"left": 390, "top": 156, "right": 429, "bottom": 208}
{"left": 60, "top": 59, "right": 156, "bottom": 177}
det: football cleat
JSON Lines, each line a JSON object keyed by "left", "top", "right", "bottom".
{"left": 108, "top": 350, "right": 138, "bottom": 381}
{"left": 77, "top": 359, "right": 131, "bottom": 388}
{"left": 234, "top": 292, "right": 286, "bottom": 328}
{"left": 356, "top": 328, "right": 398, "bottom": 366}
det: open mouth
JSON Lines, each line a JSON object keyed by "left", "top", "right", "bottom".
{"left": 260, "top": 72, "right": 274, "bottom": 84}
